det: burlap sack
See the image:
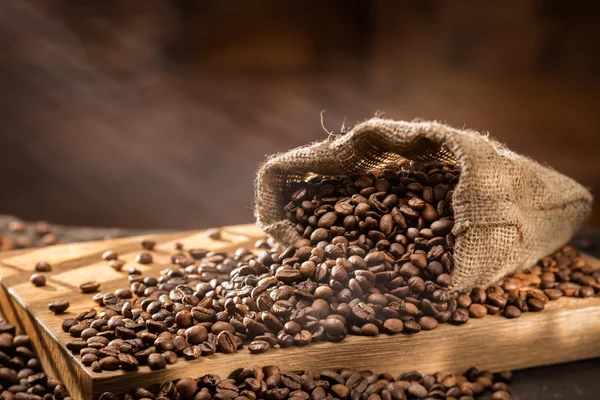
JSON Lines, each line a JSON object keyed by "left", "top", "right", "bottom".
{"left": 254, "top": 118, "right": 592, "bottom": 290}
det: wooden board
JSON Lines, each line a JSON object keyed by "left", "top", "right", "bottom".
{"left": 0, "top": 223, "right": 599, "bottom": 399}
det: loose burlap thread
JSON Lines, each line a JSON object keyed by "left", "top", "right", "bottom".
{"left": 254, "top": 118, "right": 592, "bottom": 290}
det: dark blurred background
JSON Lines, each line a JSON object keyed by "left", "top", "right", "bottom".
{"left": 0, "top": 0, "right": 598, "bottom": 230}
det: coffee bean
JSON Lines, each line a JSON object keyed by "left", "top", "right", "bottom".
{"left": 504, "top": 306, "right": 521, "bottom": 319}
{"left": 360, "top": 323, "right": 379, "bottom": 336}
{"left": 217, "top": 331, "right": 237, "bottom": 353}
{"left": 206, "top": 229, "right": 222, "bottom": 240}
{"left": 99, "top": 356, "right": 119, "bottom": 371}
{"left": 451, "top": 309, "right": 469, "bottom": 324}
{"left": 403, "top": 320, "right": 421, "bottom": 334}
{"left": 526, "top": 298, "right": 545, "bottom": 312}
{"left": 135, "top": 253, "right": 153, "bottom": 264}
{"left": 147, "top": 353, "right": 166, "bottom": 370}
{"left": 418, "top": 316, "right": 438, "bottom": 330}
{"left": 80, "top": 282, "right": 100, "bottom": 293}
{"left": 468, "top": 304, "right": 487, "bottom": 319}
{"left": 30, "top": 274, "right": 46, "bottom": 287}
{"left": 48, "top": 301, "right": 70, "bottom": 314}
{"left": 140, "top": 238, "right": 156, "bottom": 251}
{"left": 118, "top": 353, "right": 138, "bottom": 370}
{"left": 176, "top": 377, "right": 197, "bottom": 399}
{"left": 101, "top": 251, "right": 118, "bottom": 261}
{"left": 108, "top": 259, "right": 125, "bottom": 271}
{"left": 248, "top": 340, "right": 270, "bottom": 354}
{"left": 34, "top": 262, "right": 52, "bottom": 272}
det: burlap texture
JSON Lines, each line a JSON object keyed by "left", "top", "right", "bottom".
{"left": 254, "top": 118, "right": 592, "bottom": 290}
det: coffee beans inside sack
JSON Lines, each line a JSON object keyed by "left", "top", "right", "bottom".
{"left": 255, "top": 118, "right": 592, "bottom": 289}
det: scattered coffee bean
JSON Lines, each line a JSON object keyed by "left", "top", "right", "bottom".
{"left": 140, "top": 238, "right": 156, "bottom": 251}
{"left": 135, "top": 252, "right": 153, "bottom": 264}
{"left": 206, "top": 229, "right": 222, "bottom": 240}
{"left": 102, "top": 250, "right": 118, "bottom": 261}
{"left": 79, "top": 281, "right": 100, "bottom": 293}
{"left": 48, "top": 301, "right": 70, "bottom": 314}
{"left": 108, "top": 259, "right": 125, "bottom": 271}
{"left": 35, "top": 261, "right": 52, "bottom": 272}
{"left": 30, "top": 274, "right": 46, "bottom": 287}
{"left": 147, "top": 353, "right": 167, "bottom": 370}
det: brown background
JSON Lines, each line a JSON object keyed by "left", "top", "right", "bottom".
{"left": 0, "top": 0, "right": 598, "bottom": 230}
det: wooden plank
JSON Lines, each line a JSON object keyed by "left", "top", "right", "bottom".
{"left": 0, "top": 223, "right": 599, "bottom": 399}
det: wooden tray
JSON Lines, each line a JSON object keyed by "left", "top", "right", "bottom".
{"left": 0, "top": 223, "right": 599, "bottom": 399}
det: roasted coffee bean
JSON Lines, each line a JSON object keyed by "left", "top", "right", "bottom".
{"left": 140, "top": 238, "right": 156, "bottom": 251}
{"left": 30, "top": 274, "right": 46, "bottom": 287}
{"left": 217, "top": 331, "right": 238, "bottom": 353}
{"left": 34, "top": 262, "right": 52, "bottom": 272}
{"left": 80, "top": 281, "right": 100, "bottom": 293}
{"left": 504, "top": 306, "right": 522, "bottom": 319}
{"left": 102, "top": 251, "right": 118, "bottom": 261}
{"left": 382, "top": 318, "right": 404, "bottom": 334}
{"left": 206, "top": 229, "right": 222, "bottom": 240}
{"left": 135, "top": 253, "right": 153, "bottom": 264}
{"left": 147, "top": 353, "right": 167, "bottom": 370}
{"left": 451, "top": 309, "right": 469, "bottom": 325}
{"left": 118, "top": 353, "right": 138, "bottom": 370}
{"left": 48, "top": 301, "right": 70, "bottom": 314}
{"left": 418, "top": 316, "right": 438, "bottom": 330}
{"left": 468, "top": 304, "right": 487, "bottom": 319}
{"left": 108, "top": 259, "right": 125, "bottom": 271}
{"left": 176, "top": 377, "right": 197, "bottom": 399}
{"left": 99, "top": 356, "right": 119, "bottom": 371}
{"left": 248, "top": 340, "right": 270, "bottom": 354}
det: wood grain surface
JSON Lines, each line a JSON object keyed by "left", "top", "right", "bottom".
{"left": 0, "top": 223, "right": 599, "bottom": 399}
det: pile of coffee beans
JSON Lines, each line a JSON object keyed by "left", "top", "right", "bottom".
{"left": 0, "top": 318, "right": 71, "bottom": 399}
{"left": 52, "top": 163, "right": 598, "bottom": 372}
{"left": 99, "top": 365, "right": 515, "bottom": 400}
{"left": 0, "top": 220, "right": 59, "bottom": 251}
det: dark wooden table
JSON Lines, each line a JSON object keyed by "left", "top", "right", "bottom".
{"left": 1, "top": 215, "right": 599, "bottom": 399}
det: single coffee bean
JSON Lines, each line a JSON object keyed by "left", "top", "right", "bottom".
{"left": 80, "top": 282, "right": 100, "bottom": 293}
{"left": 451, "top": 308, "right": 469, "bottom": 324}
{"left": 504, "top": 306, "right": 521, "bottom": 319}
{"left": 34, "top": 262, "right": 52, "bottom": 272}
{"left": 133, "top": 252, "right": 153, "bottom": 265}
{"left": 30, "top": 274, "right": 46, "bottom": 287}
{"left": 176, "top": 377, "right": 197, "bottom": 399}
{"left": 99, "top": 356, "right": 119, "bottom": 371}
{"left": 418, "top": 316, "right": 438, "bottom": 330}
{"left": 48, "top": 301, "right": 70, "bottom": 314}
{"left": 147, "top": 353, "right": 167, "bottom": 370}
{"left": 140, "top": 238, "right": 156, "bottom": 251}
{"left": 468, "top": 304, "right": 487, "bottom": 318}
{"left": 101, "top": 251, "right": 118, "bottom": 261}
{"left": 217, "top": 331, "right": 238, "bottom": 353}
{"left": 526, "top": 298, "right": 545, "bottom": 312}
{"left": 248, "top": 340, "right": 271, "bottom": 354}
{"left": 108, "top": 259, "right": 125, "bottom": 271}
{"left": 206, "top": 229, "right": 222, "bottom": 240}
